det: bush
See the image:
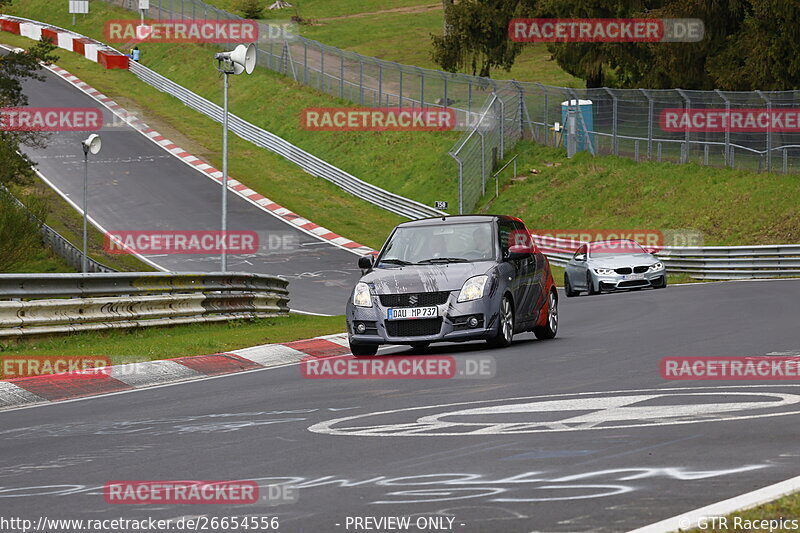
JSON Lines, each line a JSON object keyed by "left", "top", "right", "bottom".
{"left": 0, "top": 189, "right": 46, "bottom": 272}
{"left": 237, "top": 0, "right": 263, "bottom": 19}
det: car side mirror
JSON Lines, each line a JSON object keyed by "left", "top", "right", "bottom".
{"left": 506, "top": 245, "right": 533, "bottom": 261}
{"left": 575, "top": 253, "right": 587, "bottom": 262}
{"left": 358, "top": 255, "right": 374, "bottom": 270}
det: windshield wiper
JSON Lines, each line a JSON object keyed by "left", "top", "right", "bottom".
{"left": 417, "top": 257, "right": 469, "bottom": 264}
{"left": 379, "top": 258, "right": 414, "bottom": 266}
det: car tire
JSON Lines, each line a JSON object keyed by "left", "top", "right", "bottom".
{"left": 654, "top": 275, "right": 667, "bottom": 289}
{"left": 533, "top": 290, "right": 558, "bottom": 340}
{"left": 487, "top": 295, "right": 514, "bottom": 348}
{"left": 565, "top": 273, "right": 578, "bottom": 297}
{"left": 349, "top": 342, "right": 378, "bottom": 357}
{"left": 586, "top": 272, "right": 599, "bottom": 295}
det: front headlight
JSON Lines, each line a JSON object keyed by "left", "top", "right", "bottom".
{"left": 594, "top": 268, "right": 616, "bottom": 275}
{"left": 648, "top": 262, "right": 664, "bottom": 272}
{"left": 457, "top": 275, "right": 488, "bottom": 302}
{"left": 352, "top": 282, "right": 372, "bottom": 307}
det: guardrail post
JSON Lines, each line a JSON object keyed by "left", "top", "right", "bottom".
{"left": 640, "top": 88, "right": 654, "bottom": 159}
{"left": 757, "top": 90, "right": 772, "bottom": 172}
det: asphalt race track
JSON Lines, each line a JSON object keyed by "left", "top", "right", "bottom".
{"left": 11, "top": 55, "right": 362, "bottom": 315}
{"left": 2, "top": 279, "right": 800, "bottom": 531}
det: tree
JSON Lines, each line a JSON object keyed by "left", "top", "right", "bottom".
{"left": 431, "top": 0, "right": 525, "bottom": 78}
{"left": 237, "top": 0, "right": 263, "bottom": 19}
{"left": 0, "top": 39, "right": 59, "bottom": 187}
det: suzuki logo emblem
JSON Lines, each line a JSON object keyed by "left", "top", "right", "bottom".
{"left": 408, "top": 295, "right": 418, "bottom": 306}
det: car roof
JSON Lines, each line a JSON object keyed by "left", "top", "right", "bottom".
{"left": 395, "top": 214, "right": 521, "bottom": 228}
{"left": 589, "top": 239, "right": 639, "bottom": 245}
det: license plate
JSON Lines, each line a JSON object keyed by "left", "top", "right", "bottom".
{"left": 387, "top": 306, "right": 438, "bottom": 320}
{"left": 622, "top": 273, "right": 645, "bottom": 280}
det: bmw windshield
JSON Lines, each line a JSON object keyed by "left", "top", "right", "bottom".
{"left": 378, "top": 222, "right": 495, "bottom": 266}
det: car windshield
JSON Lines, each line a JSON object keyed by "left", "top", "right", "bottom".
{"left": 589, "top": 240, "right": 646, "bottom": 256}
{"left": 378, "top": 222, "right": 494, "bottom": 265}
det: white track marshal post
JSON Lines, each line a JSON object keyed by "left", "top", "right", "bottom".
{"left": 214, "top": 43, "right": 256, "bottom": 272}
{"left": 81, "top": 134, "right": 101, "bottom": 273}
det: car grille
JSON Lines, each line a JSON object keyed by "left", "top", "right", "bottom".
{"left": 385, "top": 318, "right": 442, "bottom": 337}
{"left": 633, "top": 266, "right": 649, "bottom": 273}
{"left": 379, "top": 292, "right": 450, "bottom": 307}
{"left": 614, "top": 267, "right": 632, "bottom": 275}
{"left": 618, "top": 280, "right": 649, "bottom": 288}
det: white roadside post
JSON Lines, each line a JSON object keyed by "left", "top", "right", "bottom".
{"left": 68, "top": 0, "right": 88, "bottom": 26}
{"left": 139, "top": 0, "right": 149, "bottom": 27}
{"left": 214, "top": 43, "right": 256, "bottom": 272}
{"left": 81, "top": 134, "right": 102, "bottom": 273}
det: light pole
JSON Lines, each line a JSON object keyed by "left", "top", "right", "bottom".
{"left": 214, "top": 43, "right": 256, "bottom": 272}
{"left": 81, "top": 134, "right": 102, "bottom": 273}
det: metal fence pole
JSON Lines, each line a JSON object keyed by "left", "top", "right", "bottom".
{"left": 535, "top": 83, "right": 548, "bottom": 146}
{"left": 757, "top": 90, "right": 772, "bottom": 172}
{"left": 339, "top": 53, "right": 344, "bottom": 99}
{"left": 604, "top": 87, "right": 618, "bottom": 155}
{"left": 677, "top": 88, "right": 690, "bottom": 164}
{"left": 480, "top": 130, "right": 486, "bottom": 194}
{"left": 640, "top": 88, "right": 653, "bottom": 159}
{"left": 715, "top": 89, "right": 731, "bottom": 166}
{"left": 359, "top": 59, "right": 364, "bottom": 105}
{"left": 319, "top": 44, "right": 324, "bottom": 91}
{"left": 399, "top": 66, "right": 403, "bottom": 107}
{"left": 451, "top": 153, "right": 463, "bottom": 214}
{"left": 418, "top": 67, "right": 425, "bottom": 108}
{"left": 498, "top": 96, "right": 505, "bottom": 159}
{"left": 303, "top": 41, "right": 308, "bottom": 85}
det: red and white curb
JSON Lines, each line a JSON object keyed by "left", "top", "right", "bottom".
{"left": 0, "top": 333, "right": 352, "bottom": 411}
{"left": 0, "top": 15, "right": 375, "bottom": 256}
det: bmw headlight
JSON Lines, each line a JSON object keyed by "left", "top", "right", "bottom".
{"left": 594, "top": 268, "right": 616, "bottom": 275}
{"left": 648, "top": 262, "right": 664, "bottom": 272}
{"left": 352, "top": 282, "right": 372, "bottom": 307}
{"left": 457, "top": 275, "right": 488, "bottom": 302}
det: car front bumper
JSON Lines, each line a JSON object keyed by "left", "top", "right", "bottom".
{"left": 594, "top": 270, "right": 666, "bottom": 290}
{"left": 346, "top": 290, "right": 500, "bottom": 347}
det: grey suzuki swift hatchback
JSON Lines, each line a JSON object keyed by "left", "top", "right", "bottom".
{"left": 345, "top": 215, "right": 559, "bottom": 356}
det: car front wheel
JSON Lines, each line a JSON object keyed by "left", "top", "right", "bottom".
{"left": 586, "top": 272, "right": 599, "bottom": 295}
{"left": 488, "top": 295, "right": 514, "bottom": 348}
{"left": 565, "top": 273, "right": 578, "bottom": 297}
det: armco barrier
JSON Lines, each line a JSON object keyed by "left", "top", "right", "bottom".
{"left": 535, "top": 235, "right": 800, "bottom": 280}
{"left": 0, "top": 272, "right": 289, "bottom": 337}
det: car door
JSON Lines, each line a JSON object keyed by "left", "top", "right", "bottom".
{"left": 567, "top": 244, "right": 589, "bottom": 289}
{"left": 499, "top": 220, "right": 536, "bottom": 325}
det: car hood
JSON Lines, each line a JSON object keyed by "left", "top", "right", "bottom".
{"left": 362, "top": 261, "right": 495, "bottom": 293}
{"left": 587, "top": 253, "right": 658, "bottom": 268}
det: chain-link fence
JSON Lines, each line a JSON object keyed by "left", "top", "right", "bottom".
{"left": 103, "top": 0, "right": 800, "bottom": 215}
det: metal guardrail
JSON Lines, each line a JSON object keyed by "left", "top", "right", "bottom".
{"left": 535, "top": 236, "right": 800, "bottom": 280}
{"left": 0, "top": 272, "right": 289, "bottom": 336}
